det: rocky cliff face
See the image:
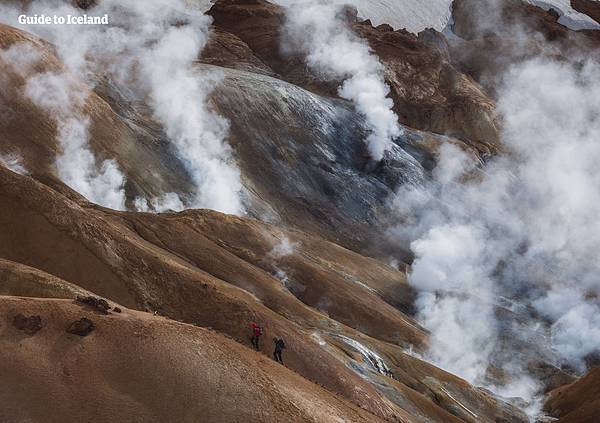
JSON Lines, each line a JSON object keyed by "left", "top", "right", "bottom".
{"left": 0, "top": 0, "right": 598, "bottom": 421}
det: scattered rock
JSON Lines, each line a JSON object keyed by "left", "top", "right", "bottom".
{"left": 113, "top": 307, "right": 122, "bottom": 313}
{"left": 547, "top": 8, "right": 561, "bottom": 21}
{"left": 72, "top": 0, "right": 97, "bottom": 10}
{"left": 67, "top": 318, "right": 95, "bottom": 336}
{"left": 13, "top": 314, "right": 42, "bottom": 335}
{"left": 376, "top": 23, "right": 394, "bottom": 32}
{"left": 76, "top": 296, "right": 111, "bottom": 314}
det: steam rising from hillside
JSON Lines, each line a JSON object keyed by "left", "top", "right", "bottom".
{"left": 27, "top": 72, "right": 127, "bottom": 210}
{"left": 393, "top": 57, "right": 600, "bottom": 409}
{"left": 266, "top": 235, "right": 299, "bottom": 288}
{"left": 0, "top": 43, "right": 126, "bottom": 209}
{"left": 282, "top": 0, "right": 401, "bottom": 160}
{"left": 139, "top": 23, "right": 243, "bottom": 214}
{"left": 0, "top": 153, "right": 28, "bottom": 176}
{"left": 0, "top": 0, "right": 244, "bottom": 214}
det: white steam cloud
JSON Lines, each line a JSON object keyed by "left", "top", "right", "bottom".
{"left": 267, "top": 235, "right": 299, "bottom": 288}
{"left": 140, "top": 23, "right": 243, "bottom": 214}
{"left": 392, "top": 57, "right": 600, "bottom": 409}
{"left": 134, "top": 193, "right": 185, "bottom": 213}
{"left": 409, "top": 222, "right": 498, "bottom": 383}
{"left": 1, "top": 0, "right": 244, "bottom": 214}
{"left": 268, "top": 236, "right": 298, "bottom": 259}
{"left": 283, "top": 0, "right": 401, "bottom": 160}
{"left": 0, "top": 153, "right": 28, "bottom": 176}
{"left": 0, "top": 42, "right": 126, "bottom": 209}
{"left": 25, "top": 71, "right": 127, "bottom": 210}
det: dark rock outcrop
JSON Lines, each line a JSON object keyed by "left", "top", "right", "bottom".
{"left": 76, "top": 296, "right": 111, "bottom": 314}
{"left": 72, "top": 0, "right": 96, "bottom": 9}
{"left": 67, "top": 318, "right": 95, "bottom": 336}
{"left": 12, "top": 313, "right": 42, "bottom": 335}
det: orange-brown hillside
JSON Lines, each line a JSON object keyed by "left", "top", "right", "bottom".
{"left": 4, "top": 0, "right": 595, "bottom": 421}
{"left": 1, "top": 296, "right": 387, "bottom": 423}
{"left": 544, "top": 368, "right": 600, "bottom": 423}
{"left": 0, "top": 163, "right": 526, "bottom": 422}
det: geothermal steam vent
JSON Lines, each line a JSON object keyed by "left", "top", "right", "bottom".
{"left": 0, "top": 0, "right": 599, "bottom": 422}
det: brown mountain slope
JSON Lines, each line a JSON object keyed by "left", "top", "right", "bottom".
{"left": 207, "top": 0, "right": 499, "bottom": 152}
{"left": 0, "top": 165, "right": 527, "bottom": 423}
{"left": 0, "top": 296, "right": 388, "bottom": 423}
{"left": 0, "top": 258, "right": 93, "bottom": 299}
{"left": 0, "top": 165, "right": 402, "bottom": 419}
{"left": 0, "top": 21, "right": 435, "bottom": 259}
{"left": 202, "top": 26, "right": 277, "bottom": 77}
{"left": 544, "top": 368, "right": 600, "bottom": 423}
{"left": 572, "top": 0, "right": 600, "bottom": 23}
{"left": 352, "top": 22, "right": 499, "bottom": 152}
{"left": 121, "top": 209, "right": 425, "bottom": 348}
{"left": 0, "top": 264, "right": 467, "bottom": 423}
{"left": 0, "top": 23, "right": 196, "bottom": 204}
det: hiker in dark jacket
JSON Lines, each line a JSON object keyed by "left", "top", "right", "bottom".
{"left": 273, "top": 338, "right": 285, "bottom": 364}
{"left": 249, "top": 322, "right": 262, "bottom": 351}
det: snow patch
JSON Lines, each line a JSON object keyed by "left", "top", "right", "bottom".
{"left": 525, "top": 0, "right": 600, "bottom": 30}
{"left": 188, "top": 0, "right": 600, "bottom": 35}
{"left": 274, "top": 0, "right": 453, "bottom": 34}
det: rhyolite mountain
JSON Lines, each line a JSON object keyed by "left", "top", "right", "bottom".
{"left": 0, "top": 0, "right": 598, "bottom": 422}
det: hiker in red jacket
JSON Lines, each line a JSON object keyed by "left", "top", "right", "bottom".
{"left": 249, "top": 322, "right": 262, "bottom": 351}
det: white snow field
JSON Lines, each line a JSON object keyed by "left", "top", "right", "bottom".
{"left": 526, "top": 0, "right": 600, "bottom": 30}
{"left": 191, "top": 0, "right": 599, "bottom": 34}
{"left": 316, "top": 0, "right": 600, "bottom": 32}
{"left": 272, "top": 0, "right": 454, "bottom": 33}
{"left": 188, "top": 0, "right": 455, "bottom": 33}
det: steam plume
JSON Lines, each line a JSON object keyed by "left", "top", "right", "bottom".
{"left": 139, "top": 22, "right": 244, "bottom": 214}
{"left": 0, "top": 153, "right": 28, "bottom": 175}
{"left": 267, "top": 235, "right": 299, "bottom": 288}
{"left": 283, "top": 0, "right": 401, "bottom": 160}
{"left": 1, "top": 0, "right": 244, "bottom": 214}
{"left": 392, "top": 57, "right": 600, "bottom": 411}
{"left": 26, "top": 71, "right": 127, "bottom": 210}
{"left": 0, "top": 42, "right": 126, "bottom": 209}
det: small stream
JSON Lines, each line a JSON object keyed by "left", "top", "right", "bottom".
{"left": 336, "top": 335, "right": 392, "bottom": 377}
